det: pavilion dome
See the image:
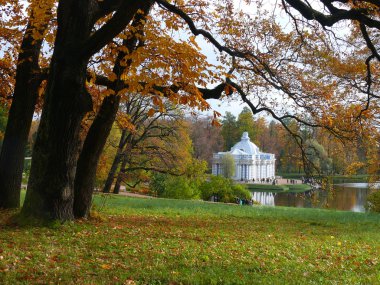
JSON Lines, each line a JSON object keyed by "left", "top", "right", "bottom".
{"left": 230, "top": 132, "right": 260, "bottom": 155}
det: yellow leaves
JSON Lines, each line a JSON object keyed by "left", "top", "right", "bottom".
{"left": 108, "top": 72, "right": 118, "bottom": 82}
{"left": 44, "top": 32, "right": 55, "bottom": 44}
{"left": 31, "top": 29, "right": 44, "bottom": 41}
{"left": 100, "top": 264, "right": 112, "bottom": 270}
{"left": 102, "top": 89, "right": 115, "bottom": 97}
{"left": 320, "top": 115, "right": 333, "bottom": 128}
{"left": 164, "top": 18, "right": 179, "bottom": 31}
{"left": 345, "top": 162, "right": 366, "bottom": 175}
{"left": 188, "top": 35, "right": 200, "bottom": 50}
{"left": 117, "top": 113, "right": 136, "bottom": 132}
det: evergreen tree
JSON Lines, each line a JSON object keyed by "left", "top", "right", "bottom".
{"left": 221, "top": 112, "right": 239, "bottom": 150}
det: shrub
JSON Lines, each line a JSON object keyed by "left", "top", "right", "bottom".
{"left": 150, "top": 173, "right": 167, "bottom": 197}
{"left": 366, "top": 191, "right": 380, "bottom": 213}
{"left": 231, "top": 184, "right": 251, "bottom": 200}
{"left": 200, "top": 175, "right": 251, "bottom": 203}
{"left": 160, "top": 176, "right": 200, "bottom": 200}
{"left": 150, "top": 174, "right": 200, "bottom": 199}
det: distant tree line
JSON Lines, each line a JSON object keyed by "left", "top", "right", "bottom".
{"left": 190, "top": 107, "right": 372, "bottom": 176}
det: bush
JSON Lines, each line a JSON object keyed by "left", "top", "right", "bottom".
{"left": 231, "top": 184, "right": 251, "bottom": 200}
{"left": 150, "top": 173, "right": 167, "bottom": 197}
{"left": 200, "top": 175, "right": 251, "bottom": 203}
{"left": 150, "top": 174, "right": 200, "bottom": 200}
{"left": 199, "top": 175, "right": 232, "bottom": 202}
{"left": 161, "top": 176, "right": 200, "bottom": 200}
{"left": 366, "top": 191, "right": 380, "bottom": 213}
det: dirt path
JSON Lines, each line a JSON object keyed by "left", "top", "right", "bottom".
{"left": 117, "top": 192, "right": 155, "bottom": 199}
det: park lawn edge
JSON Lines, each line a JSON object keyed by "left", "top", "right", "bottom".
{"left": 245, "top": 183, "right": 311, "bottom": 193}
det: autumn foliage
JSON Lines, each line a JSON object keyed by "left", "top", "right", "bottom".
{"left": 0, "top": 0, "right": 379, "bottom": 221}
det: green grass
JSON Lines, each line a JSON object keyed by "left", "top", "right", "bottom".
{"left": 279, "top": 173, "right": 370, "bottom": 183}
{"left": 1, "top": 194, "right": 380, "bottom": 284}
{"left": 246, "top": 183, "right": 311, "bottom": 193}
{"left": 331, "top": 175, "right": 370, "bottom": 184}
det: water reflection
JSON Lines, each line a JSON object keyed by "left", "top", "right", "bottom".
{"left": 251, "top": 183, "right": 375, "bottom": 212}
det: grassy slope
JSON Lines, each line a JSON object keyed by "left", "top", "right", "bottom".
{"left": 0, "top": 194, "right": 379, "bottom": 284}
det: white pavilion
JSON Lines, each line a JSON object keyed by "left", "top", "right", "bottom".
{"left": 212, "top": 132, "right": 275, "bottom": 181}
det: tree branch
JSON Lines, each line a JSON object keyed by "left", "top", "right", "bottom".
{"left": 81, "top": 0, "right": 152, "bottom": 59}
{"left": 88, "top": 72, "right": 229, "bottom": 100}
{"left": 284, "top": 0, "right": 380, "bottom": 29}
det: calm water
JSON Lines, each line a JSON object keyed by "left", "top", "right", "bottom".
{"left": 252, "top": 183, "right": 375, "bottom": 212}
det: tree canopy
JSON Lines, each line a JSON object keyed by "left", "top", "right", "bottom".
{"left": 0, "top": 0, "right": 379, "bottom": 221}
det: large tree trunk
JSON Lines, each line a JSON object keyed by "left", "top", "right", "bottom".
{"left": 0, "top": 5, "right": 50, "bottom": 209}
{"left": 73, "top": 94, "right": 120, "bottom": 217}
{"left": 73, "top": 2, "right": 152, "bottom": 218}
{"left": 21, "top": 1, "right": 94, "bottom": 221}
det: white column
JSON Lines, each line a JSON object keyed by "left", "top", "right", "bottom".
{"left": 258, "top": 162, "right": 261, "bottom": 180}
{"left": 268, "top": 162, "right": 271, "bottom": 178}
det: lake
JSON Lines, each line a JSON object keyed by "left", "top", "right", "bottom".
{"left": 251, "top": 183, "right": 376, "bottom": 212}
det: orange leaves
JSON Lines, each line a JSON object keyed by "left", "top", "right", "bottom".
{"left": 147, "top": 108, "right": 156, "bottom": 117}
{"left": 211, "top": 110, "right": 221, "bottom": 127}
{"left": 117, "top": 113, "right": 136, "bottom": 133}
{"left": 188, "top": 35, "right": 200, "bottom": 50}
{"left": 100, "top": 264, "right": 112, "bottom": 270}
{"left": 224, "top": 84, "right": 234, "bottom": 96}
{"left": 211, "top": 119, "right": 221, "bottom": 127}
{"left": 108, "top": 72, "right": 118, "bottom": 82}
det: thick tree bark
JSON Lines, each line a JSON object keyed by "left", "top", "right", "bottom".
{"left": 21, "top": 1, "right": 95, "bottom": 221}
{"left": 73, "top": 94, "right": 120, "bottom": 217}
{"left": 0, "top": 8, "right": 50, "bottom": 209}
{"left": 21, "top": 0, "right": 144, "bottom": 221}
{"left": 73, "top": 2, "right": 152, "bottom": 218}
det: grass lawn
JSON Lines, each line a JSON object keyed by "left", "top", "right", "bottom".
{"left": 1, "top": 194, "right": 380, "bottom": 284}
{"left": 279, "top": 173, "right": 370, "bottom": 184}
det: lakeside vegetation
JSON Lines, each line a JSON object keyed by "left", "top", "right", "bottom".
{"left": 246, "top": 183, "right": 312, "bottom": 193}
{"left": 279, "top": 173, "right": 370, "bottom": 184}
{"left": 1, "top": 195, "right": 379, "bottom": 284}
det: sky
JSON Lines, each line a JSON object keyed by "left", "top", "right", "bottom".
{"left": 189, "top": 3, "right": 251, "bottom": 119}
{"left": 206, "top": 98, "right": 245, "bottom": 118}
{"left": 194, "top": 0, "right": 283, "bottom": 119}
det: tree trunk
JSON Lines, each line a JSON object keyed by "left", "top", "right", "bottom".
{"left": 73, "top": 94, "right": 120, "bottom": 217}
{"left": 113, "top": 156, "right": 128, "bottom": 194}
{"left": 73, "top": 1, "right": 152, "bottom": 218}
{"left": 0, "top": 7, "right": 50, "bottom": 209}
{"left": 102, "top": 130, "right": 127, "bottom": 193}
{"left": 21, "top": 1, "right": 94, "bottom": 221}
